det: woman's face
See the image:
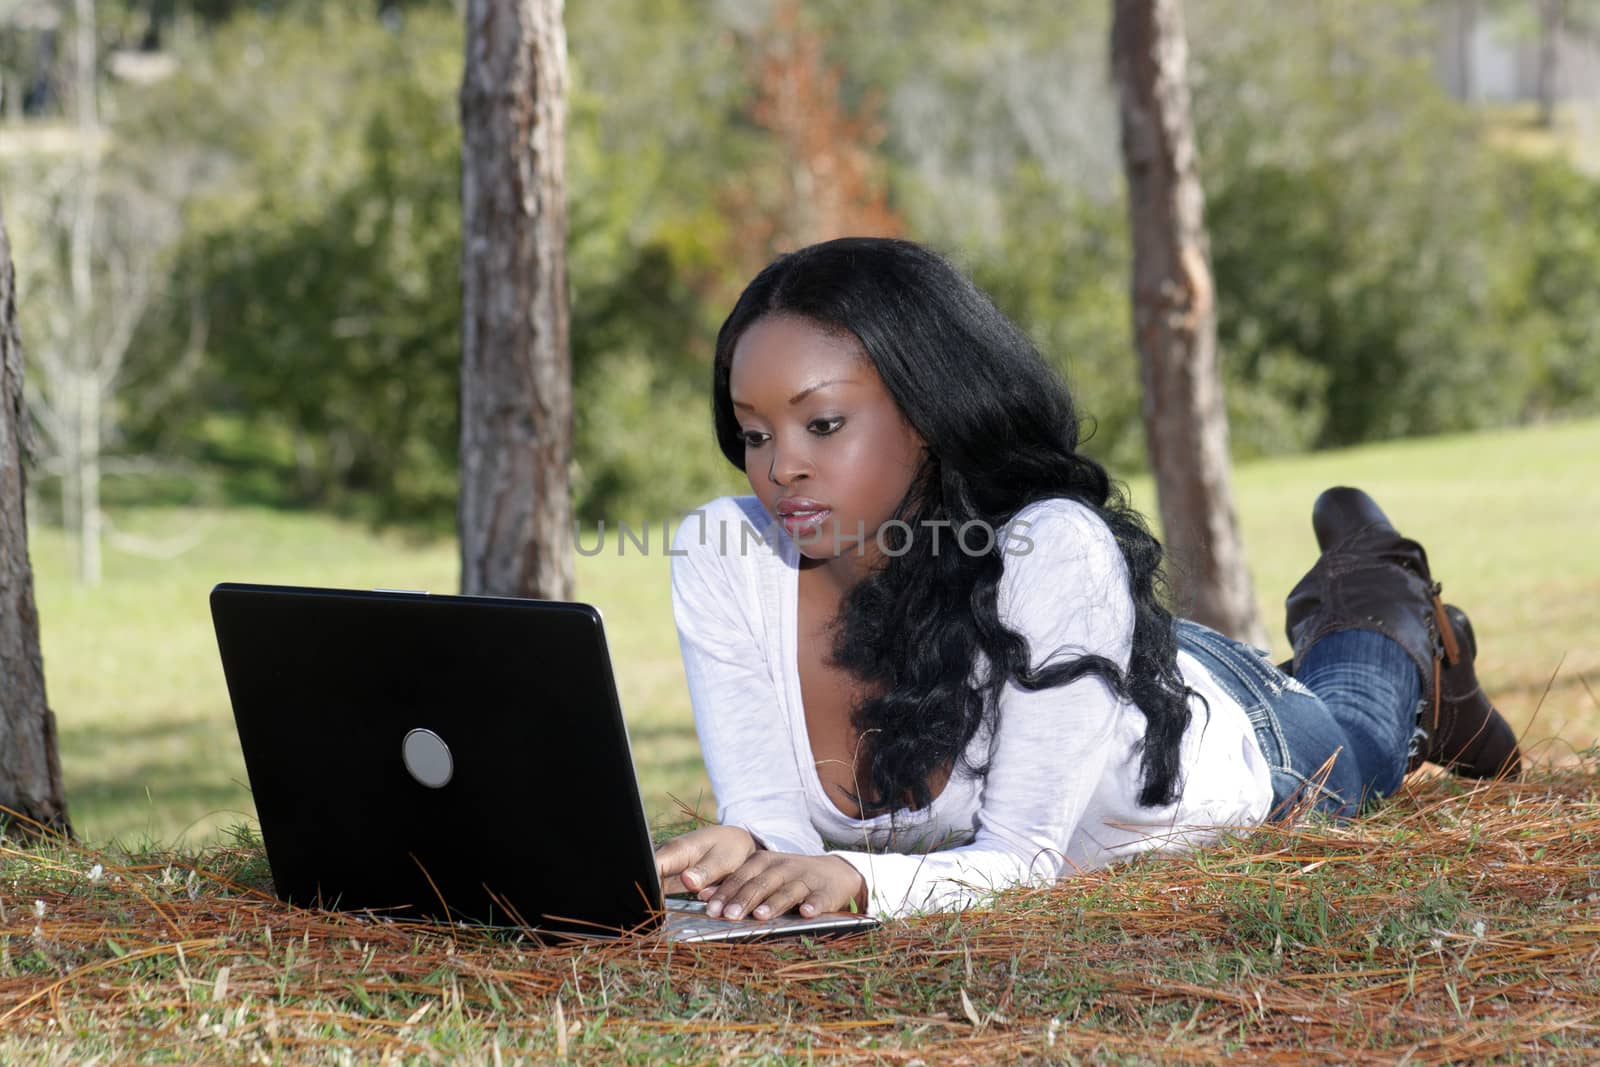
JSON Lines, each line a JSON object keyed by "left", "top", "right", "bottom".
{"left": 728, "top": 314, "right": 927, "bottom": 580}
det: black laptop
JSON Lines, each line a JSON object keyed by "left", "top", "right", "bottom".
{"left": 209, "top": 582, "right": 878, "bottom": 942}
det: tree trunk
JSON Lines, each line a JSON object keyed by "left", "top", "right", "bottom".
{"left": 1110, "top": 0, "right": 1264, "bottom": 646}
{"left": 70, "top": 0, "right": 102, "bottom": 586}
{"left": 0, "top": 196, "right": 73, "bottom": 840}
{"left": 75, "top": 367, "right": 101, "bottom": 584}
{"left": 1536, "top": 0, "right": 1565, "bottom": 129}
{"left": 1458, "top": 0, "right": 1478, "bottom": 103}
{"left": 458, "top": 0, "right": 574, "bottom": 600}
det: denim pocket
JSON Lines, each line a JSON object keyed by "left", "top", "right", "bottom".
{"left": 1175, "top": 618, "right": 1353, "bottom": 819}
{"left": 1175, "top": 620, "right": 1290, "bottom": 768}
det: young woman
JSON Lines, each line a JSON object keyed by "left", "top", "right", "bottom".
{"left": 653, "top": 237, "right": 1521, "bottom": 922}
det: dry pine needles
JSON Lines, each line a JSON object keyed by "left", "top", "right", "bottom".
{"left": 3, "top": 754, "right": 1599, "bottom": 1064}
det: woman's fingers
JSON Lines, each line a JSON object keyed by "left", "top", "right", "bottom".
{"left": 798, "top": 879, "right": 849, "bottom": 918}
{"left": 653, "top": 833, "right": 710, "bottom": 885}
{"left": 704, "top": 853, "right": 865, "bottom": 921}
{"left": 714, "top": 856, "right": 787, "bottom": 918}
{"left": 807, "top": 855, "right": 868, "bottom": 916}
{"left": 654, "top": 825, "right": 757, "bottom": 895}
{"left": 660, "top": 830, "right": 870, "bottom": 919}
{"left": 748, "top": 879, "right": 811, "bottom": 921}
{"left": 703, "top": 856, "right": 777, "bottom": 918}
{"left": 681, "top": 828, "right": 755, "bottom": 892}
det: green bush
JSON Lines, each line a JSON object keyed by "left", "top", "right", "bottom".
{"left": 88, "top": 0, "right": 1600, "bottom": 528}
{"left": 1192, "top": 0, "right": 1598, "bottom": 448}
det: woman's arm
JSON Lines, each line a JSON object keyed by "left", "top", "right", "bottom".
{"left": 666, "top": 501, "right": 826, "bottom": 857}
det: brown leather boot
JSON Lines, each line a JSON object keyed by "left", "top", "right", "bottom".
{"left": 1433, "top": 604, "right": 1521, "bottom": 779}
{"left": 1284, "top": 487, "right": 1521, "bottom": 780}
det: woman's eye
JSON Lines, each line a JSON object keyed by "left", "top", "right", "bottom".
{"left": 739, "top": 419, "right": 839, "bottom": 447}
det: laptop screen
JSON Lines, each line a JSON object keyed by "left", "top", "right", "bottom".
{"left": 211, "top": 583, "right": 664, "bottom": 936}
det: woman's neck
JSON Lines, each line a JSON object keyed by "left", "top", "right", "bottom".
{"left": 799, "top": 545, "right": 879, "bottom": 595}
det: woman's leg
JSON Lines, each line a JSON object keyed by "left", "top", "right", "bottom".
{"left": 1292, "top": 629, "right": 1424, "bottom": 801}
{"left": 1175, "top": 620, "right": 1371, "bottom": 818}
{"left": 1285, "top": 487, "right": 1520, "bottom": 779}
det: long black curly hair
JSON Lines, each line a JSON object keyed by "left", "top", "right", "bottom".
{"left": 710, "top": 237, "right": 1197, "bottom": 812}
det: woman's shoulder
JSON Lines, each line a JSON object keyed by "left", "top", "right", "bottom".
{"left": 994, "top": 494, "right": 1131, "bottom": 614}
{"left": 668, "top": 497, "right": 785, "bottom": 648}
{"left": 1001, "top": 495, "right": 1122, "bottom": 565}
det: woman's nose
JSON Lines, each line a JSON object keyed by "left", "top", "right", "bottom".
{"left": 767, "top": 438, "right": 812, "bottom": 486}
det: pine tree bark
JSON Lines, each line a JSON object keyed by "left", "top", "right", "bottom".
{"left": 1457, "top": 0, "right": 1478, "bottom": 103}
{"left": 1111, "top": 0, "right": 1264, "bottom": 646}
{"left": 1536, "top": 0, "right": 1566, "bottom": 129}
{"left": 71, "top": 0, "right": 103, "bottom": 587}
{"left": 0, "top": 196, "right": 73, "bottom": 839}
{"left": 458, "top": 0, "right": 574, "bottom": 599}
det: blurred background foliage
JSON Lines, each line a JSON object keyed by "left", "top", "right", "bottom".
{"left": 3, "top": 0, "right": 1597, "bottom": 530}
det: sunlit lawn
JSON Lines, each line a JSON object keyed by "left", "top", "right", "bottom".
{"left": 26, "top": 415, "right": 1600, "bottom": 846}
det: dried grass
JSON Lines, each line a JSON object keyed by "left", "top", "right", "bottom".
{"left": 4, "top": 756, "right": 1599, "bottom": 1063}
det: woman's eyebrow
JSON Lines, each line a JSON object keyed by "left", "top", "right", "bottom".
{"left": 731, "top": 378, "right": 858, "bottom": 410}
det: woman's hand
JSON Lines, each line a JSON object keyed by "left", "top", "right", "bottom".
{"left": 701, "top": 851, "right": 867, "bottom": 921}
{"left": 655, "top": 826, "right": 868, "bottom": 920}
{"left": 655, "top": 824, "right": 760, "bottom": 897}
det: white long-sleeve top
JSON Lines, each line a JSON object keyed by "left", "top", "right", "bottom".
{"left": 669, "top": 494, "right": 1273, "bottom": 919}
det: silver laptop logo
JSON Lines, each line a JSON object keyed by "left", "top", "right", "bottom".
{"left": 402, "top": 728, "right": 454, "bottom": 788}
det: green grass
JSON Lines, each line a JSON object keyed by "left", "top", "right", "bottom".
{"left": 27, "top": 505, "right": 714, "bottom": 847}
{"left": 25, "top": 415, "right": 1600, "bottom": 846}
{"left": 1481, "top": 99, "right": 1600, "bottom": 173}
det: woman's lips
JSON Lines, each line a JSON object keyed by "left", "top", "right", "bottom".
{"left": 779, "top": 507, "right": 831, "bottom": 537}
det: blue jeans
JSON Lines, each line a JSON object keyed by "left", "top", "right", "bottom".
{"left": 1175, "top": 619, "right": 1425, "bottom": 819}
